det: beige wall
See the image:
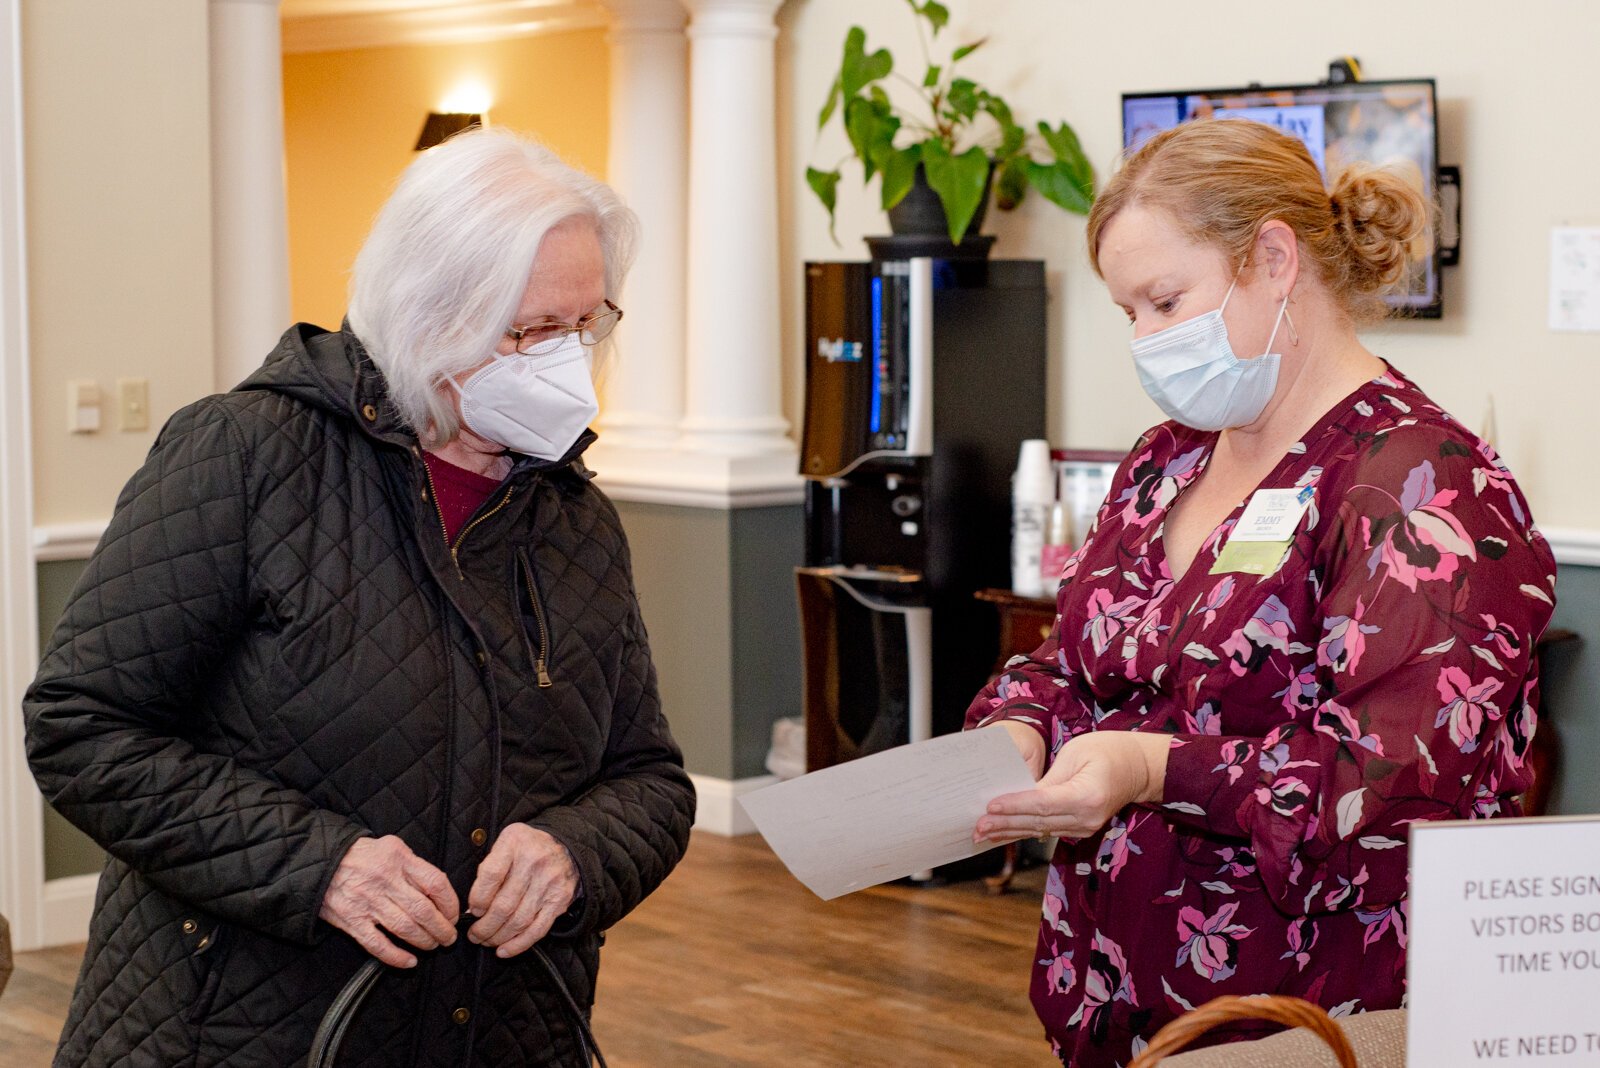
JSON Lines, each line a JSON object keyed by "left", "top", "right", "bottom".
{"left": 283, "top": 30, "right": 611, "bottom": 330}
{"left": 777, "top": 0, "right": 1600, "bottom": 531}
{"left": 23, "top": 0, "right": 215, "bottom": 527}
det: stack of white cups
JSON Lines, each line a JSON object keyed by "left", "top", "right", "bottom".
{"left": 1011, "top": 439, "right": 1055, "bottom": 597}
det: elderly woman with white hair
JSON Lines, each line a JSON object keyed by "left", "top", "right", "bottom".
{"left": 24, "top": 128, "right": 694, "bottom": 1067}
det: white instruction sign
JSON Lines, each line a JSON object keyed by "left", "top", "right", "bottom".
{"left": 1548, "top": 227, "right": 1600, "bottom": 332}
{"left": 1409, "top": 816, "right": 1600, "bottom": 1064}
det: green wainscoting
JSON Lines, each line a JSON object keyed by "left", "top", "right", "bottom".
{"left": 1544, "top": 562, "right": 1600, "bottom": 815}
{"left": 33, "top": 531, "right": 1595, "bottom": 878}
{"left": 613, "top": 501, "right": 804, "bottom": 781}
{"left": 36, "top": 558, "right": 104, "bottom": 881}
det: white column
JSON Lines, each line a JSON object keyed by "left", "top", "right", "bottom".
{"left": 679, "top": 0, "right": 791, "bottom": 455}
{"left": 0, "top": 0, "right": 44, "bottom": 949}
{"left": 595, "top": 0, "right": 688, "bottom": 449}
{"left": 209, "top": 0, "right": 291, "bottom": 391}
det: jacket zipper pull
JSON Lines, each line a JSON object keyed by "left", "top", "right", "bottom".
{"left": 519, "top": 550, "right": 556, "bottom": 688}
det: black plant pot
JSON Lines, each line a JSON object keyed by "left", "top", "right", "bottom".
{"left": 871, "top": 161, "right": 996, "bottom": 261}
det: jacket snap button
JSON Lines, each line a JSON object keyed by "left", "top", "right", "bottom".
{"left": 361, "top": 403, "right": 377, "bottom": 422}
{"left": 181, "top": 919, "right": 197, "bottom": 935}
{"left": 470, "top": 827, "right": 488, "bottom": 847}
{"left": 475, "top": 651, "right": 486, "bottom": 667}
{"left": 452, "top": 1007, "right": 470, "bottom": 1025}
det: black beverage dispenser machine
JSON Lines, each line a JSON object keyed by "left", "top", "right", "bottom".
{"left": 797, "top": 257, "right": 1047, "bottom": 773}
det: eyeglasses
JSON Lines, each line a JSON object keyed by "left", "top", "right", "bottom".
{"left": 504, "top": 299, "right": 623, "bottom": 356}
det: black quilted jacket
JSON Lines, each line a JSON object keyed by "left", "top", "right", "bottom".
{"left": 24, "top": 324, "right": 695, "bottom": 1067}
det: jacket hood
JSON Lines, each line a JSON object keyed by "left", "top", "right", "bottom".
{"left": 235, "top": 322, "right": 404, "bottom": 436}
{"left": 235, "top": 322, "right": 599, "bottom": 474}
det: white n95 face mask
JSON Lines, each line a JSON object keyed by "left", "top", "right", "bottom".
{"left": 1129, "top": 279, "right": 1290, "bottom": 432}
{"left": 452, "top": 332, "right": 598, "bottom": 460}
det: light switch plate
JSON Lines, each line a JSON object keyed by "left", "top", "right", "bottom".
{"left": 68, "top": 380, "right": 100, "bottom": 433}
{"left": 118, "top": 378, "right": 149, "bottom": 432}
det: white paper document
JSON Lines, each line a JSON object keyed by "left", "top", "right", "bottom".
{"left": 738, "top": 728, "right": 1038, "bottom": 900}
{"left": 1549, "top": 226, "right": 1600, "bottom": 332}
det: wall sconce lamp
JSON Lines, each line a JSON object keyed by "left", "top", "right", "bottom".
{"left": 415, "top": 112, "right": 483, "bottom": 151}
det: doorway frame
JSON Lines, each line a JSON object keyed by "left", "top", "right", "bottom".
{"left": 0, "top": 0, "right": 49, "bottom": 952}
{"left": 0, "top": 0, "right": 47, "bottom": 951}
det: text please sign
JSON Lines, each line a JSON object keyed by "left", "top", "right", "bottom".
{"left": 1410, "top": 817, "right": 1600, "bottom": 1064}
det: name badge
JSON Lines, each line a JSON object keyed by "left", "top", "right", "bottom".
{"left": 1210, "top": 486, "right": 1313, "bottom": 576}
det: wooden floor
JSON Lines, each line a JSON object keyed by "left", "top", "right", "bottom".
{"left": 0, "top": 832, "right": 1057, "bottom": 1067}
{"left": 0, "top": 936, "right": 80, "bottom": 1066}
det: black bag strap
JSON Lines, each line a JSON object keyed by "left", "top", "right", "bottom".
{"left": 308, "top": 948, "right": 606, "bottom": 1068}
{"left": 308, "top": 958, "right": 383, "bottom": 1068}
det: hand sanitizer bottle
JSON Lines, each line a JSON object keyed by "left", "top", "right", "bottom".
{"left": 1011, "top": 440, "right": 1053, "bottom": 597}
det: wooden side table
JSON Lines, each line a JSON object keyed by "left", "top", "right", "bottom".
{"left": 974, "top": 587, "right": 1058, "bottom": 673}
{"left": 974, "top": 588, "right": 1058, "bottom": 894}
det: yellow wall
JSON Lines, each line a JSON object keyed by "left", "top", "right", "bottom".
{"left": 283, "top": 30, "right": 612, "bottom": 330}
{"left": 23, "top": 0, "right": 214, "bottom": 527}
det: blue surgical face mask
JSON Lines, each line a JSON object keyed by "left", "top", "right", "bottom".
{"left": 1129, "top": 277, "right": 1291, "bottom": 432}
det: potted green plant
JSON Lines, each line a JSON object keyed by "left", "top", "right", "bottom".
{"left": 807, "top": 0, "right": 1096, "bottom": 251}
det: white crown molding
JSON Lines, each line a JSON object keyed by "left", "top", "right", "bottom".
{"left": 281, "top": 0, "right": 605, "bottom": 54}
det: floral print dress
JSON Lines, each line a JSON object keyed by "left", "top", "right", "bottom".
{"left": 967, "top": 366, "right": 1555, "bottom": 1066}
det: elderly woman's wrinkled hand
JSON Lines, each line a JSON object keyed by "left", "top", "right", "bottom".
{"left": 973, "top": 731, "right": 1172, "bottom": 846}
{"left": 319, "top": 835, "right": 461, "bottom": 969}
{"left": 466, "top": 824, "right": 580, "bottom": 959}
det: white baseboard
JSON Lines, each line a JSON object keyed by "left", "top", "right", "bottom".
{"left": 690, "top": 773, "right": 776, "bottom": 837}
{"left": 38, "top": 872, "right": 96, "bottom": 948}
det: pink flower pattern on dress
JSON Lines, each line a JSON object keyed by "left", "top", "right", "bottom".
{"left": 1094, "top": 814, "right": 1146, "bottom": 881}
{"left": 1117, "top": 446, "right": 1206, "bottom": 529}
{"left": 1362, "top": 460, "right": 1478, "bottom": 591}
{"left": 1070, "top": 932, "right": 1139, "bottom": 1044}
{"left": 1434, "top": 665, "right": 1504, "bottom": 753}
{"left": 1190, "top": 574, "right": 1236, "bottom": 629}
{"left": 965, "top": 367, "right": 1553, "bottom": 1067}
{"left": 1220, "top": 596, "right": 1296, "bottom": 676}
{"left": 1082, "top": 588, "right": 1144, "bottom": 658}
{"left": 1040, "top": 940, "right": 1077, "bottom": 997}
{"left": 1043, "top": 864, "right": 1073, "bottom": 938}
{"left": 1313, "top": 699, "right": 1386, "bottom": 756}
{"left": 1282, "top": 915, "right": 1319, "bottom": 971}
{"left": 1318, "top": 597, "right": 1380, "bottom": 675}
{"left": 988, "top": 674, "right": 1036, "bottom": 711}
{"left": 1356, "top": 901, "right": 1408, "bottom": 951}
{"left": 1175, "top": 902, "right": 1255, "bottom": 982}
{"left": 1480, "top": 614, "right": 1522, "bottom": 661}
{"left": 1182, "top": 701, "right": 1221, "bottom": 736}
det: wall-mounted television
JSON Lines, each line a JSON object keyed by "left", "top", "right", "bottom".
{"left": 1122, "top": 78, "right": 1441, "bottom": 318}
